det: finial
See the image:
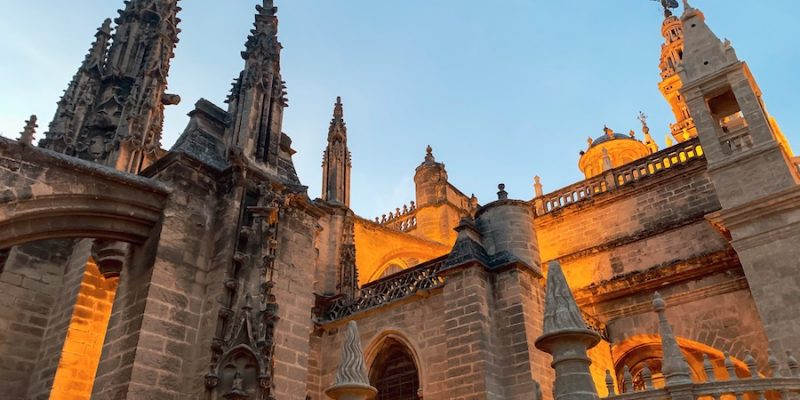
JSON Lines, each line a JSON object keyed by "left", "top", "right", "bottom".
{"left": 605, "top": 370, "right": 616, "bottom": 395}
{"left": 638, "top": 111, "right": 649, "bottom": 129}
{"left": 665, "top": 134, "right": 674, "bottom": 147}
{"left": 100, "top": 18, "right": 112, "bottom": 34}
{"left": 724, "top": 351, "right": 737, "bottom": 380}
{"left": 259, "top": 0, "right": 278, "bottom": 16}
{"left": 325, "top": 321, "right": 377, "bottom": 400}
{"left": 424, "top": 145, "right": 435, "bottom": 162}
{"left": 541, "top": 261, "right": 592, "bottom": 334}
{"left": 652, "top": 292, "right": 693, "bottom": 385}
{"left": 622, "top": 365, "right": 633, "bottom": 392}
{"left": 744, "top": 350, "right": 759, "bottom": 378}
{"left": 333, "top": 96, "right": 344, "bottom": 119}
{"left": 497, "top": 183, "right": 508, "bottom": 200}
{"left": 18, "top": 115, "right": 38, "bottom": 145}
{"left": 702, "top": 354, "right": 715, "bottom": 382}
{"left": 604, "top": 125, "right": 614, "bottom": 138}
{"left": 641, "top": 362, "right": 654, "bottom": 390}
{"left": 629, "top": 129, "right": 636, "bottom": 138}
{"left": 767, "top": 350, "right": 780, "bottom": 377}
{"left": 658, "top": 0, "right": 679, "bottom": 17}
{"left": 587, "top": 136, "right": 594, "bottom": 148}
{"left": 533, "top": 175, "right": 543, "bottom": 198}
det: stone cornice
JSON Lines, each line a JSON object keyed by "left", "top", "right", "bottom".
{"left": 574, "top": 249, "right": 741, "bottom": 307}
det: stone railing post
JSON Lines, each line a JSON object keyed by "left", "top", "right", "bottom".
{"left": 325, "top": 321, "right": 377, "bottom": 400}
{"left": 535, "top": 261, "right": 601, "bottom": 400}
{"left": 653, "top": 292, "right": 695, "bottom": 400}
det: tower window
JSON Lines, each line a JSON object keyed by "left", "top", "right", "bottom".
{"left": 707, "top": 88, "right": 747, "bottom": 133}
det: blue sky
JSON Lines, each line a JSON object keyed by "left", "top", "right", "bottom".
{"left": 1, "top": 1, "right": 798, "bottom": 219}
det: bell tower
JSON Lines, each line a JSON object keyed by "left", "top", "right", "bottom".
{"left": 678, "top": 0, "right": 800, "bottom": 358}
{"left": 658, "top": 4, "right": 697, "bottom": 143}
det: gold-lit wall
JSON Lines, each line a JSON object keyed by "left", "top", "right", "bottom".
{"left": 354, "top": 218, "right": 450, "bottom": 285}
{"left": 50, "top": 259, "right": 118, "bottom": 400}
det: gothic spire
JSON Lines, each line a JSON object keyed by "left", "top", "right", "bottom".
{"left": 42, "top": 0, "right": 183, "bottom": 174}
{"left": 40, "top": 18, "right": 112, "bottom": 153}
{"left": 328, "top": 96, "right": 347, "bottom": 141}
{"left": 85, "top": 19, "right": 113, "bottom": 71}
{"left": 226, "top": 0, "right": 288, "bottom": 169}
{"left": 322, "top": 96, "right": 352, "bottom": 206}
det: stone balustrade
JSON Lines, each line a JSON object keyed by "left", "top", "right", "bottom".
{"left": 604, "top": 350, "right": 800, "bottom": 400}
{"left": 719, "top": 126, "right": 753, "bottom": 155}
{"left": 534, "top": 138, "right": 704, "bottom": 216}
{"left": 317, "top": 256, "right": 446, "bottom": 322}
{"left": 374, "top": 201, "right": 418, "bottom": 232}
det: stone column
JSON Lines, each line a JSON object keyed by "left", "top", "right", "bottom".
{"left": 535, "top": 261, "right": 600, "bottom": 400}
{"left": 325, "top": 321, "right": 377, "bottom": 400}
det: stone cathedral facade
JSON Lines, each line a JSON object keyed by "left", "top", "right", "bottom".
{"left": 1, "top": 1, "right": 799, "bottom": 399}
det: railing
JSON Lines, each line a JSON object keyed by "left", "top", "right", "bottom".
{"left": 318, "top": 257, "right": 446, "bottom": 322}
{"left": 719, "top": 126, "right": 753, "bottom": 155}
{"left": 374, "top": 201, "right": 418, "bottom": 232}
{"left": 605, "top": 350, "right": 800, "bottom": 400}
{"left": 535, "top": 138, "right": 704, "bottom": 216}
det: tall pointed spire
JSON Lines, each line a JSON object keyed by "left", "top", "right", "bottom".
{"left": 321, "top": 96, "right": 351, "bottom": 206}
{"left": 225, "top": 0, "right": 288, "bottom": 170}
{"left": 40, "top": 18, "right": 112, "bottom": 154}
{"left": 41, "top": 0, "right": 183, "bottom": 173}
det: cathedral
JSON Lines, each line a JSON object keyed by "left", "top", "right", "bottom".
{"left": 1, "top": 1, "right": 800, "bottom": 399}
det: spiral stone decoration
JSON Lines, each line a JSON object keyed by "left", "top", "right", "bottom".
{"left": 334, "top": 321, "right": 370, "bottom": 386}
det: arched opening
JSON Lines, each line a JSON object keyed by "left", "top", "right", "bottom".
{"left": 369, "top": 338, "right": 420, "bottom": 400}
{"left": 612, "top": 334, "right": 751, "bottom": 393}
{"left": 380, "top": 263, "right": 404, "bottom": 278}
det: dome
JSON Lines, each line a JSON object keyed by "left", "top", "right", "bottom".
{"left": 590, "top": 132, "right": 638, "bottom": 148}
{"left": 578, "top": 127, "right": 652, "bottom": 179}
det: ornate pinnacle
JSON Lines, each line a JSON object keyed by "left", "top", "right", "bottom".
{"left": 497, "top": 183, "right": 508, "bottom": 200}
{"left": 19, "top": 115, "right": 38, "bottom": 145}
{"left": 424, "top": 145, "right": 435, "bottom": 163}
{"left": 653, "top": 292, "right": 693, "bottom": 386}
{"left": 333, "top": 96, "right": 343, "bottom": 119}
{"left": 542, "top": 261, "right": 593, "bottom": 335}
{"left": 325, "top": 321, "right": 376, "bottom": 400}
{"left": 259, "top": 0, "right": 278, "bottom": 17}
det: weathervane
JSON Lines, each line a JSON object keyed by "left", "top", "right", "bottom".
{"left": 652, "top": 0, "right": 679, "bottom": 17}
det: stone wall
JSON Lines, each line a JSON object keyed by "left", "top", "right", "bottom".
{"left": 535, "top": 162, "right": 725, "bottom": 288}
{"left": 0, "top": 240, "right": 71, "bottom": 399}
{"left": 314, "top": 289, "right": 446, "bottom": 400}
{"left": 27, "top": 240, "right": 93, "bottom": 400}
{"left": 311, "top": 263, "right": 551, "bottom": 400}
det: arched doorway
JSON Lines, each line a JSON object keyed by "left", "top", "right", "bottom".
{"left": 369, "top": 338, "right": 420, "bottom": 400}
